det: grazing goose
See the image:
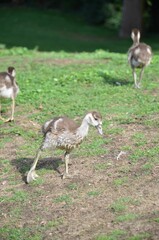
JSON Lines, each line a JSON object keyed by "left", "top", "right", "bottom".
{"left": 27, "top": 111, "right": 103, "bottom": 183}
{"left": 128, "top": 28, "right": 152, "bottom": 88}
{"left": 0, "top": 67, "right": 19, "bottom": 122}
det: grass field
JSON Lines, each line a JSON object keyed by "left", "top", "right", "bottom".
{"left": 0, "top": 7, "right": 159, "bottom": 240}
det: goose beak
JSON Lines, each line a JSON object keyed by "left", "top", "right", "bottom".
{"left": 96, "top": 124, "right": 103, "bottom": 135}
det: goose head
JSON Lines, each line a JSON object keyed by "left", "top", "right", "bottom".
{"left": 131, "top": 28, "right": 140, "bottom": 45}
{"left": 7, "top": 67, "right": 16, "bottom": 77}
{"left": 85, "top": 111, "right": 103, "bottom": 135}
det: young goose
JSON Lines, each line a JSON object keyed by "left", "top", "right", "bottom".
{"left": 27, "top": 111, "right": 103, "bottom": 183}
{"left": 128, "top": 28, "right": 152, "bottom": 88}
{"left": 0, "top": 67, "right": 19, "bottom": 122}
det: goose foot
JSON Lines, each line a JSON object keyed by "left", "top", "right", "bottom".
{"left": 61, "top": 173, "right": 73, "bottom": 179}
{"left": 137, "top": 83, "right": 141, "bottom": 88}
{"left": 5, "top": 117, "right": 14, "bottom": 123}
{"left": 26, "top": 170, "right": 39, "bottom": 183}
{"left": 134, "top": 83, "right": 141, "bottom": 89}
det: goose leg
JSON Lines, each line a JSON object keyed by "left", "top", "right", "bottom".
{"left": 26, "top": 148, "right": 42, "bottom": 183}
{"left": 132, "top": 68, "right": 138, "bottom": 88}
{"left": 62, "top": 152, "right": 72, "bottom": 179}
{"left": 0, "top": 103, "right": 5, "bottom": 121}
{"left": 5, "top": 97, "right": 15, "bottom": 122}
{"left": 137, "top": 67, "right": 145, "bottom": 88}
{"left": 11, "top": 97, "right": 15, "bottom": 121}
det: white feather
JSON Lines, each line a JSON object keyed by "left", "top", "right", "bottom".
{"left": 0, "top": 86, "right": 13, "bottom": 98}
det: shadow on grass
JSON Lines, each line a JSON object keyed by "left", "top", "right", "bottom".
{"left": 100, "top": 72, "right": 131, "bottom": 86}
{"left": 12, "top": 157, "right": 64, "bottom": 183}
{"left": 0, "top": 6, "right": 130, "bottom": 53}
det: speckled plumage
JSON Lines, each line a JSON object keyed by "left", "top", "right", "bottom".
{"left": 27, "top": 111, "right": 103, "bottom": 183}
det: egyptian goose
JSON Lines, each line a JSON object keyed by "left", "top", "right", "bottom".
{"left": 27, "top": 111, "right": 103, "bottom": 183}
{"left": 0, "top": 67, "right": 19, "bottom": 122}
{"left": 128, "top": 28, "right": 152, "bottom": 88}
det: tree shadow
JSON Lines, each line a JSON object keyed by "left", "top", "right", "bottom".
{"left": 99, "top": 71, "right": 131, "bottom": 86}
{"left": 12, "top": 157, "right": 64, "bottom": 183}
{"left": 0, "top": 6, "right": 159, "bottom": 54}
{"left": 0, "top": 6, "right": 130, "bottom": 53}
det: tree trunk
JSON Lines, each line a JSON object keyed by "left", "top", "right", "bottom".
{"left": 120, "top": 0, "right": 144, "bottom": 38}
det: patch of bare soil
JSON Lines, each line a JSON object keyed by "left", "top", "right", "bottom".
{"left": 0, "top": 114, "right": 159, "bottom": 240}
{"left": 33, "top": 58, "right": 110, "bottom": 66}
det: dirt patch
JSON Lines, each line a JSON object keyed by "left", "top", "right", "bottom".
{"left": 33, "top": 58, "right": 110, "bottom": 66}
{"left": 0, "top": 113, "right": 159, "bottom": 240}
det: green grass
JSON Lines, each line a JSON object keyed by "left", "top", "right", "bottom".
{"left": 0, "top": 6, "right": 159, "bottom": 240}
{"left": 110, "top": 201, "right": 127, "bottom": 213}
{"left": 67, "top": 183, "right": 78, "bottom": 190}
{"left": 132, "top": 133, "right": 147, "bottom": 147}
{"left": 46, "top": 218, "right": 63, "bottom": 228}
{"left": 130, "top": 145, "right": 159, "bottom": 163}
{"left": 54, "top": 194, "right": 72, "bottom": 204}
{"left": 154, "top": 218, "right": 159, "bottom": 223}
{"left": 0, "top": 227, "right": 43, "bottom": 240}
{"left": 30, "top": 177, "right": 45, "bottom": 186}
{"left": 0, "top": 190, "right": 29, "bottom": 203}
{"left": 1, "top": 159, "right": 12, "bottom": 174}
{"left": 113, "top": 177, "right": 128, "bottom": 186}
{"left": 110, "top": 197, "right": 141, "bottom": 214}
{"left": 115, "top": 213, "right": 138, "bottom": 222}
{"left": 0, "top": 136, "right": 13, "bottom": 148}
{"left": 94, "top": 162, "right": 110, "bottom": 171}
{"left": 96, "top": 229, "right": 127, "bottom": 240}
{"left": 87, "top": 190, "right": 101, "bottom": 197}
{"left": 127, "top": 233, "right": 151, "bottom": 240}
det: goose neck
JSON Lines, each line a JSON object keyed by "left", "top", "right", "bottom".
{"left": 77, "top": 118, "right": 89, "bottom": 138}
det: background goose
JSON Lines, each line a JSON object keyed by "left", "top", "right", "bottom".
{"left": 0, "top": 67, "right": 19, "bottom": 122}
{"left": 128, "top": 28, "right": 152, "bottom": 88}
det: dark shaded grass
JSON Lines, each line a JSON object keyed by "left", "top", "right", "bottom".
{"left": 0, "top": 6, "right": 159, "bottom": 53}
